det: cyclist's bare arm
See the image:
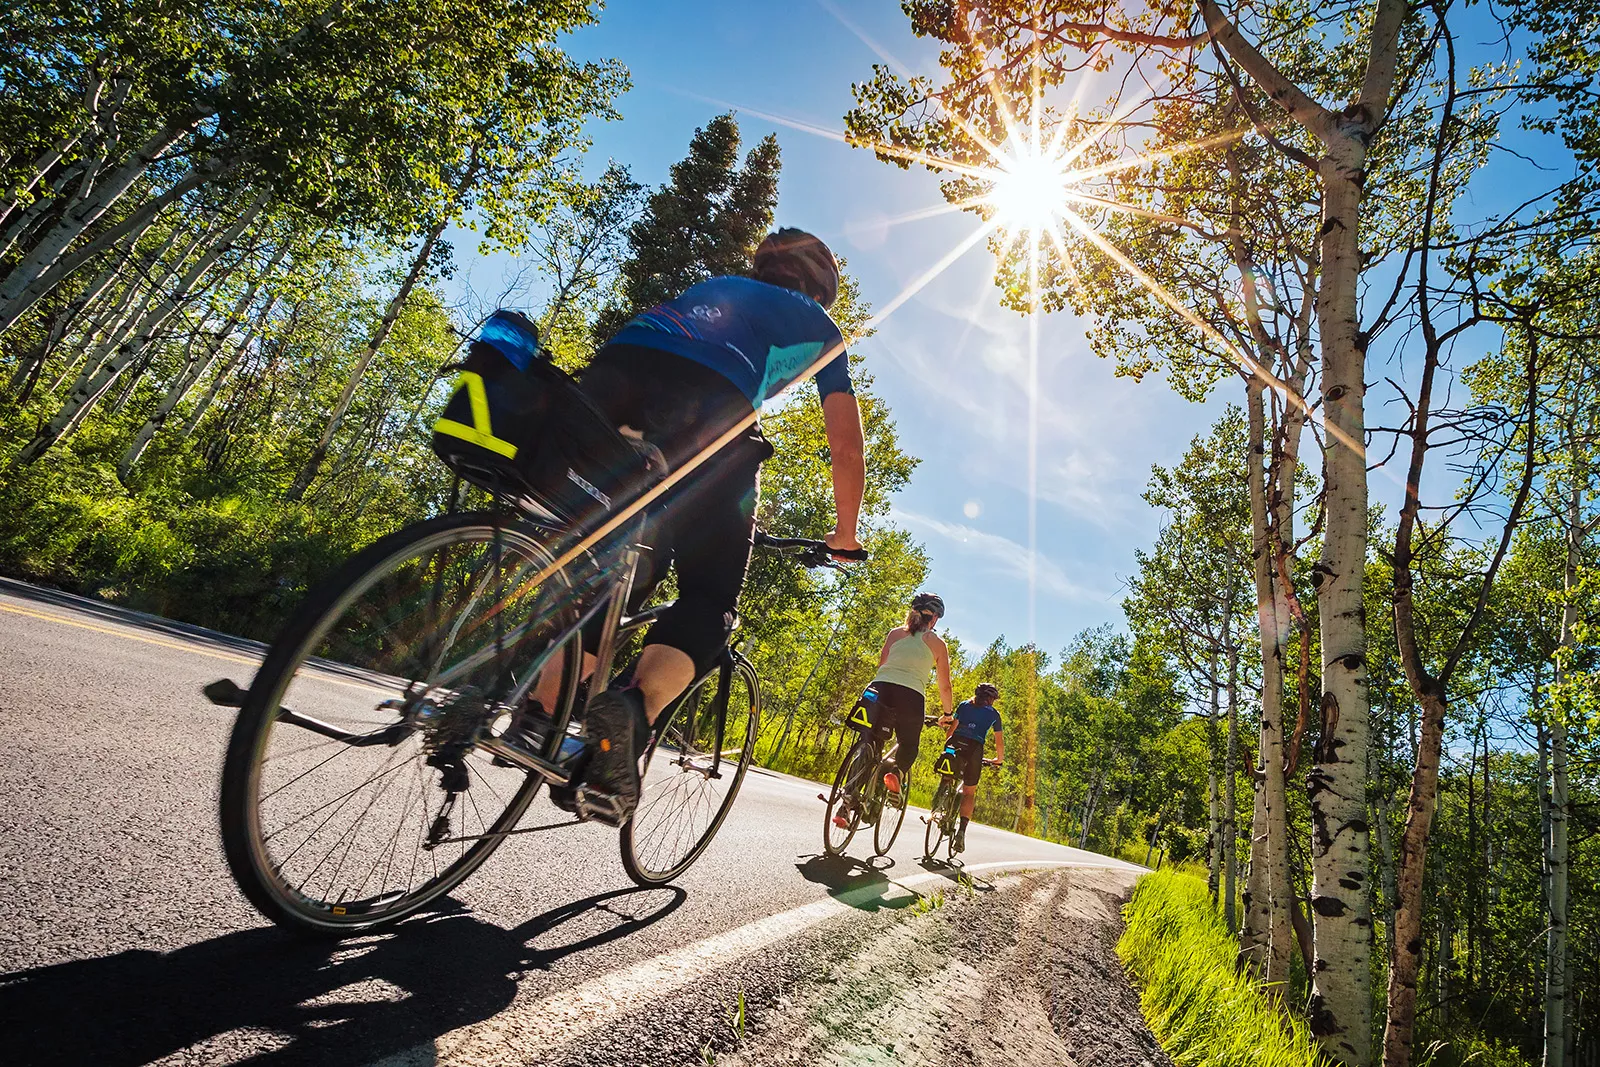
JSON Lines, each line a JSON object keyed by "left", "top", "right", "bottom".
{"left": 930, "top": 633, "right": 954, "bottom": 718}
{"left": 821, "top": 391, "right": 865, "bottom": 556}
{"left": 993, "top": 727, "right": 1004, "bottom": 764}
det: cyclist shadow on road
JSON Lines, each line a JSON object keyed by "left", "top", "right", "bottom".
{"left": 795, "top": 853, "right": 925, "bottom": 912}
{"left": 0, "top": 885, "right": 684, "bottom": 1067}
{"left": 914, "top": 856, "right": 1000, "bottom": 893}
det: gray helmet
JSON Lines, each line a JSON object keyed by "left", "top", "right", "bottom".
{"left": 752, "top": 228, "right": 840, "bottom": 308}
{"left": 910, "top": 592, "right": 945, "bottom": 619}
{"left": 974, "top": 682, "right": 999, "bottom": 702}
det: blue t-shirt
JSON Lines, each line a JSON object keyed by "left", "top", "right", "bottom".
{"left": 610, "top": 276, "right": 854, "bottom": 408}
{"left": 952, "top": 700, "right": 1002, "bottom": 745}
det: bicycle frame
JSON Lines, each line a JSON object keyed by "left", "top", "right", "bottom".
{"left": 473, "top": 513, "right": 745, "bottom": 788}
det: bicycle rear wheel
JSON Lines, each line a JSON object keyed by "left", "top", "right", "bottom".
{"left": 219, "top": 512, "right": 581, "bottom": 935}
{"left": 924, "top": 779, "right": 951, "bottom": 860}
{"left": 823, "top": 739, "right": 873, "bottom": 856}
{"left": 874, "top": 768, "right": 908, "bottom": 855}
{"left": 621, "top": 653, "right": 761, "bottom": 886}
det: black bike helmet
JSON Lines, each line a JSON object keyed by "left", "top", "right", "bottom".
{"left": 752, "top": 228, "right": 840, "bottom": 309}
{"left": 974, "top": 682, "right": 999, "bottom": 702}
{"left": 910, "top": 592, "right": 945, "bottom": 619}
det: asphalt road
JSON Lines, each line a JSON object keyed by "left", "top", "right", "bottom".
{"left": 0, "top": 578, "right": 1138, "bottom": 1066}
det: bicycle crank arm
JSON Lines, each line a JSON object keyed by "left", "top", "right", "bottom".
{"left": 204, "top": 678, "right": 409, "bottom": 748}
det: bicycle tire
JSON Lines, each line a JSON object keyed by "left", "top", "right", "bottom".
{"left": 620, "top": 652, "right": 761, "bottom": 886}
{"left": 945, "top": 786, "right": 962, "bottom": 862}
{"left": 219, "top": 511, "right": 580, "bottom": 936}
{"left": 924, "top": 779, "right": 951, "bottom": 859}
{"left": 874, "top": 765, "right": 908, "bottom": 855}
{"left": 823, "top": 739, "right": 872, "bottom": 856}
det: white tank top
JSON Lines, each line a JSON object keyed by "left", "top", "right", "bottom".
{"left": 873, "top": 631, "right": 934, "bottom": 692}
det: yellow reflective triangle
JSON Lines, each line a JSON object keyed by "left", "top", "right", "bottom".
{"left": 434, "top": 372, "right": 518, "bottom": 459}
{"left": 934, "top": 751, "right": 955, "bottom": 776}
{"left": 847, "top": 703, "right": 872, "bottom": 729}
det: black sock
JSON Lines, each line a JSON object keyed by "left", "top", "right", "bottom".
{"left": 959, "top": 816, "right": 970, "bottom": 832}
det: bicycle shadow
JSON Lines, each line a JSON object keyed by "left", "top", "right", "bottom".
{"left": 914, "top": 856, "right": 1000, "bottom": 892}
{"left": 794, "top": 853, "right": 923, "bottom": 912}
{"left": 0, "top": 885, "right": 684, "bottom": 1067}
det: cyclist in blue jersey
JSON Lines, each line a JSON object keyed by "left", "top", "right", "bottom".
{"left": 519, "top": 229, "right": 867, "bottom": 825}
{"left": 942, "top": 682, "right": 1004, "bottom": 853}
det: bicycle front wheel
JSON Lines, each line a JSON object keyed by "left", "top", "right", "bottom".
{"left": 621, "top": 653, "right": 761, "bottom": 886}
{"left": 874, "top": 770, "right": 908, "bottom": 856}
{"left": 924, "top": 779, "right": 951, "bottom": 859}
{"left": 219, "top": 512, "right": 581, "bottom": 935}
{"left": 823, "top": 739, "right": 873, "bottom": 856}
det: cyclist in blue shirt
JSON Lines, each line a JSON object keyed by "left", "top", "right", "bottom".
{"left": 941, "top": 682, "right": 1004, "bottom": 853}
{"left": 522, "top": 229, "right": 867, "bottom": 825}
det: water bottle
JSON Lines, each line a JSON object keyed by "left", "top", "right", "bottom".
{"left": 557, "top": 730, "right": 588, "bottom": 766}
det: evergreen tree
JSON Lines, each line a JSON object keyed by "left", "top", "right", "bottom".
{"left": 594, "top": 113, "right": 781, "bottom": 340}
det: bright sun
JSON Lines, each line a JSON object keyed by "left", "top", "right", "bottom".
{"left": 987, "top": 140, "right": 1072, "bottom": 239}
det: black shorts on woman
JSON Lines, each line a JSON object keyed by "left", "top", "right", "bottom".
{"left": 866, "top": 680, "right": 926, "bottom": 775}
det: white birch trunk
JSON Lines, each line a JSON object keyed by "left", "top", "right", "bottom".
{"left": 1224, "top": 644, "right": 1240, "bottom": 932}
{"left": 0, "top": 132, "right": 83, "bottom": 233}
{"left": 118, "top": 243, "right": 286, "bottom": 478}
{"left": 285, "top": 217, "right": 446, "bottom": 500}
{"left": 12, "top": 191, "right": 267, "bottom": 463}
{"left": 0, "top": 122, "right": 198, "bottom": 331}
{"left": 179, "top": 294, "right": 279, "bottom": 439}
{"left": 1208, "top": 683, "right": 1222, "bottom": 905}
{"left": 1306, "top": 143, "right": 1375, "bottom": 1067}
{"left": 1544, "top": 478, "right": 1580, "bottom": 1067}
{"left": 1240, "top": 382, "right": 1293, "bottom": 990}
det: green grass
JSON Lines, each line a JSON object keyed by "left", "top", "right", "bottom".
{"left": 1117, "top": 870, "right": 1325, "bottom": 1067}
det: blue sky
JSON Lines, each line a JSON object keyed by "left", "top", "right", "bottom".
{"left": 447, "top": 0, "right": 1238, "bottom": 662}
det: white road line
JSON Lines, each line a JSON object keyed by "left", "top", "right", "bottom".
{"left": 370, "top": 858, "right": 1122, "bottom": 1067}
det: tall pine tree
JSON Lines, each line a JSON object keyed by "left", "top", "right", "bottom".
{"left": 594, "top": 113, "right": 781, "bottom": 340}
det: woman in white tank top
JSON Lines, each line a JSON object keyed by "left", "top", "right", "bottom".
{"left": 865, "top": 592, "right": 954, "bottom": 799}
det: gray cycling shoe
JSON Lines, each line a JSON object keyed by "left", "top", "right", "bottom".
{"left": 576, "top": 688, "right": 649, "bottom": 827}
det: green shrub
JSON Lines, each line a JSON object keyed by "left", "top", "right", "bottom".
{"left": 1118, "top": 869, "right": 1324, "bottom": 1067}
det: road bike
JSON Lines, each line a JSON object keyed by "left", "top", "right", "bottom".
{"left": 923, "top": 739, "right": 1001, "bottom": 863}
{"left": 212, "top": 493, "right": 854, "bottom": 936}
{"left": 821, "top": 712, "right": 940, "bottom": 859}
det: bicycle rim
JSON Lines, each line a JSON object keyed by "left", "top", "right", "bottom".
{"left": 621, "top": 654, "right": 760, "bottom": 886}
{"left": 220, "top": 512, "right": 581, "bottom": 935}
{"left": 924, "top": 781, "right": 949, "bottom": 859}
{"left": 874, "top": 774, "right": 908, "bottom": 855}
{"left": 823, "top": 741, "right": 870, "bottom": 856}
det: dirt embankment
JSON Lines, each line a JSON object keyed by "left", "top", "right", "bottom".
{"left": 726, "top": 864, "right": 1171, "bottom": 1067}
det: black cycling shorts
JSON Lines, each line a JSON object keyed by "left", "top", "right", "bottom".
{"left": 951, "top": 736, "right": 985, "bottom": 786}
{"left": 577, "top": 344, "right": 774, "bottom": 674}
{"left": 866, "top": 680, "right": 925, "bottom": 772}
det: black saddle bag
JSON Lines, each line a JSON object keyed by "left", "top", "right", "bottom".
{"left": 431, "top": 326, "right": 659, "bottom": 529}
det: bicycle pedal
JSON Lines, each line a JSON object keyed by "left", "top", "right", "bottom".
{"left": 817, "top": 793, "right": 829, "bottom": 803}
{"left": 573, "top": 785, "right": 634, "bottom": 828}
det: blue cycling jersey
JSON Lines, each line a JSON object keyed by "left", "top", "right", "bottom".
{"left": 609, "top": 276, "right": 854, "bottom": 408}
{"left": 951, "top": 701, "right": 1002, "bottom": 744}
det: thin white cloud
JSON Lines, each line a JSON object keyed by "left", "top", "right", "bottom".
{"left": 891, "top": 506, "right": 1113, "bottom": 604}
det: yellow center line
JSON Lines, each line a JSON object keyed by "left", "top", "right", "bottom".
{"left": 1, "top": 601, "right": 410, "bottom": 702}
{"left": 0, "top": 601, "right": 263, "bottom": 667}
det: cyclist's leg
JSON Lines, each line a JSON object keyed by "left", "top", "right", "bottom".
{"left": 957, "top": 739, "right": 983, "bottom": 814}
{"left": 954, "top": 740, "right": 981, "bottom": 849}
{"left": 587, "top": 438, "right": 762, "bottom": 805}
{"left": 891, "top": 688, "right": 925, "bottom": 780}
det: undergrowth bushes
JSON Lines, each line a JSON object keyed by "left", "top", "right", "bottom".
{"left": 1118, "top": 869, "right": 1323, "bottom": 1067}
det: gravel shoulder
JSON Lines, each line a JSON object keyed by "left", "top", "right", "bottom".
{"left": 520, "top": 862, "right": 1172, "bottom": 1067}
